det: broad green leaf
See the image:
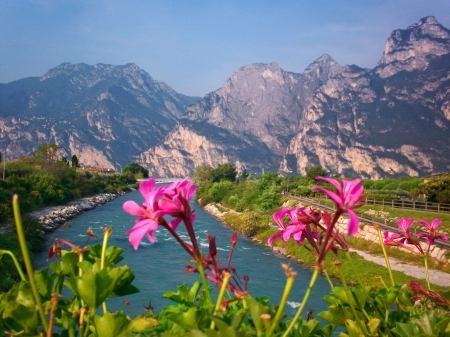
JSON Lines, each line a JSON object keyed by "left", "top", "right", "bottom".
{"left": 128, "top": 314, "right": 159, "bottom": 332}
{"left": 64, "top": 266, "right": 130, "bottom": 309}
{"left": 373, "top": 286, "right": 399, "bottom": 312}
{"left": 88, "top": 244, "right": 125, "bottom": 266}
{"left": 93, "top": 311, "right": 131, "bottom": 337}
{"left": 162, "top": 282, "right": 201, "bottom": 306}
{"left": 0, "top": 282, "right": 39, "bottom": 335}
{"left": 50, "top": 252, "right": 79, "bottom": 276}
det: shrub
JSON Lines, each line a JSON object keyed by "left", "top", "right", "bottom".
{"left": 199, "top": 194, "right": 215, "bottom": 207}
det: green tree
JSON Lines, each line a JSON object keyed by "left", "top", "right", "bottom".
{"left": 212, "top": 163, "right": 237, "bottom": 183}
{"left": 192, "top": 165, "right": 213, "bottom": 197}
{"left": 208, "top": 181, "right": 235, "bottom": 202}
{"left": 123, "top": 162, "right": 149, "bottom": 179}
{"left": 306, "top": 166, "right": 327, "bottom": 182}
{"left": 71, "top": 154, "right": 79, "bottom": 168}
{"left": 417, "top": 174, "right": 450, "bottom": 203}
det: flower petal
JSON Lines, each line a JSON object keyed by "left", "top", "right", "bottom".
{"left": 123, "top": 200, "right": 145, "bottom": 216}
{"left": 346, "top": 210, "right": 359, "bottom": 236}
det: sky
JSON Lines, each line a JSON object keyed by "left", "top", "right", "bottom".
{"left": 1, "top": 1, "right": 449, "bottom": 97}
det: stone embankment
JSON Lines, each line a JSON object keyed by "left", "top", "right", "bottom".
{"left": 30, "top": 194, "right": 118, "bottom": 232}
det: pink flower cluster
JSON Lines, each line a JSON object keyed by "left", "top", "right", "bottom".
{"left": 384, "top": 217, "right": 447, "bottom": 255}
{"left": 267, "top": 177, "right": 365, "bottom": 265}
{"left": 123, "top": 178, "right": 197, "bottom": 251}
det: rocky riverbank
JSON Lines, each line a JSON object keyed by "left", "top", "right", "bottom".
{"left": 29, "top": 193, "right": 118, "bottom": 232}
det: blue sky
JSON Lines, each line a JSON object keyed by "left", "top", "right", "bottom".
{"left": 1, "top": 1, "right": 449, "bottom": 97}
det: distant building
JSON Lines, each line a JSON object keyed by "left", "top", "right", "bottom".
{"left": 81, "top": 165, "right": 117, "bottom": 174}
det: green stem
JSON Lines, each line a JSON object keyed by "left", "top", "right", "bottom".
{"left": 210, "top": 272, "right": 232, "bottom": 329}
{"left": 323, "top": 268, "right": 334, "bottom": 289}
{"left": 336, "top": 264, "right": 369, "bottom": 337}
{"left": 282, "top": 265, "right": 320, "bottom": 337}
{"left": 0, "top": 250, "right": 26, "bottom": 281}
{"left": 376, "top": 226, "right": 395, "bottom": 287}
{"left": 100, "top": 228, "right": 111, "bottom": 314}
{"left": 13, "top": 195, "right": 48, "bottom": 332}
{"left": 424, "top": 255, "right": 430, "bottom": 290}
{"left": 267, "top": 273, "right": 296, "bottom": 337}
{"left": 197, "top": 259, "right": 213, "bottom": 306}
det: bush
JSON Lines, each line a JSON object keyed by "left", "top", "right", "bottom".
{"left": 208, "top": 181, "right": 235, "bottom": 202}
{"left": 199, "top": 194, "right": 215, "bottom": 207}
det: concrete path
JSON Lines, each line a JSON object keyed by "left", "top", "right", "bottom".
{"left": 350, "top": 248, "right": 450, "bottom": 287}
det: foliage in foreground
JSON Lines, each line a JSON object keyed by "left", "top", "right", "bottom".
{"left": 1, "top": 178, "right": 449, "bottom": 336}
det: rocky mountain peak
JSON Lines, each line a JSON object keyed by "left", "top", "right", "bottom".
{"left": 303, "top": 54, "right": 343, "bottom": 84}
{"left": 376, "top": 16, "right": 450, "bottom": 77}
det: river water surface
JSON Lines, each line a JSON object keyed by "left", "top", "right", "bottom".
{"left": 33, "top": 188, "right": 332, "bottom": 318}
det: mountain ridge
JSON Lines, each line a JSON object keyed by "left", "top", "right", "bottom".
{"left": 1, "top": 16, "right": 449, "bottom": 179}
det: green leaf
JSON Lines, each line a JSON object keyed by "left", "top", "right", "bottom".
{"left": 367, "top": 318, "right": 381, "bottom": 335}
{"left": 162, "top": 282, "right": 201, "bottom": 306}
{"left": 93, "top": 311, "right": 131, "bottom": 337}
{"left": 50, "top": 252, "right": 79, "bottom": 276}
{"left": 64, "top": 266, "right": 130, "bottom": 310}
{"left": 318, "top": 304, "right": 353, "bottom": 327}
{"left": 128, "top": 314, "right": 159, "bottom": 332}
{"left": 0, "top": 282, "right": 39, "bottom": 335}
{"left": 88, "top": 244, "right": 125, "bottom": 266}
{"left": 345, "top": 319, "right": 365, "bottom": 337}
{"left": 244, "top": 295, "right": 269, "bottom": 335}
{"left": 373, "top": 286, "right": 399, "bottom": 312}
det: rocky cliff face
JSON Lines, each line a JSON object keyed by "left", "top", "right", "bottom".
{"left": 139, "top": 16, "right": 450, "bottom": 179}
{"left": 0, "top": 63, "right": 198, "bottom": 169}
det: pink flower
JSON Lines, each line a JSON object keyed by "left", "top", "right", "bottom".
{"left": 123, "top": 179, "right": 163, "bottom": 249}
{"left": 267, "top": 208, "right": 290, "bottom": 246}
{"left": 395, "top": 218, "right": 416, "bottom": 244}
{"left": 156, "top": 178, "right": 197, "bottom": 219}
{"left": 418, "top": 218, "right": 448, "bottom": 246}
{"left": 312, "top": 177, "right": 364, "bottom": 236}
{"left": 383, "top": 231, "right": 401, "bottom": 246}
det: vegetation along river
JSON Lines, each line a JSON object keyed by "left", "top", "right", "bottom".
{"left": 33, "top": 187, "right": 331, "bottom": 318}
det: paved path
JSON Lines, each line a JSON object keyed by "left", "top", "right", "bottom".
{"left": 350, "top": 248, "right": 450, "bottom": 287}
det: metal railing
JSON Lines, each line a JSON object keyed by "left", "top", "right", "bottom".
{"left": 285, "top": 193, "right": 450, "bottom": 250}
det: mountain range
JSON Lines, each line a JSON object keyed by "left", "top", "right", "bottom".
{"left": 1, "top": 16, "right": 449, "bottom": 179}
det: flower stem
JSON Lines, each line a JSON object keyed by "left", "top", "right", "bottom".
{"left": 197, "top": 258, "right": 213, "bottom": 306}
{"left": 210, "top": 272, "right": 232, "bottom": 329}
{"left": 101, "top": 227, "right": 112, "bottom": 314}
{"left": 282, "top": 265, "right": 320, "bottom": 337}
{"left": 0, "top": 250, "right": 26, "bottom": 281}
{"left": 13, "top": 195, "right": 48, "bottom": 332}
{"left": 323, "top": 268, "right": 334, "bottom": 289}
{"left": 424, "top": 255, "right": 430, "bottom": 290}
{"left": 375, "top": 225, "right": 395, "bottom": 287}
{"left": 268, "top": 270, "right": 296, "bottom": 337}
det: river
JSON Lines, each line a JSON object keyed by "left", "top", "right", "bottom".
{"left": 33, "top": 188, "right": 332, "bottom": 318}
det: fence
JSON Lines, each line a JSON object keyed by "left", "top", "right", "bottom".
{"left": 363, "top": 198, "right": 450, "bottom": 214}
{"left": 313, "top": 193, "right": 450, "bottom": 214}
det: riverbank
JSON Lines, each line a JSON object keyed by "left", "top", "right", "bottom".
{"left": 202, "top": 203, "right": 450, "bottom": 288}
{"left": 29, "top": 193, "right": 119, "bottom": 232}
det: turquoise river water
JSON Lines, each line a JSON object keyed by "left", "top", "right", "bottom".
{"left": 33, "top": 188, "right": 332, "bottom": 318}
